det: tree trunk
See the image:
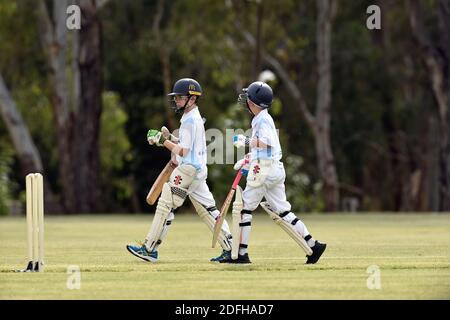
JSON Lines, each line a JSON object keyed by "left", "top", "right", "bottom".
{"left": 438, "top": 0, "right": 450, "bottom": 210}
{"left": 314, "top": 127, "right": 339, "bottom": 211}
{"left": 74, "top": 0, "right": 103, "bottom": 213}
{"left": 428, "top": 115, "right": 441, "bottom": 210}
{"left": 407, "top": 0, "right": 450, "bottom": 211}
{"left": 37, "top": 0, "right": 75, "bottom": 213}
{"left": 315, "top": 0, "right": 339, "bottom": 211}
{"left": 440, "top": 114, "right": 450, "bottom": 210}
{"left": 253, "top": 1, "right": 264, "bottom": 79}
{"left": 37, "top": 0, "right": 103, "bottom": 213}
{"left": 153, "top": 0, "right": 176, "bottom": 131}
{"left": 161, "top": 52, "right": 176, "bottom": 130}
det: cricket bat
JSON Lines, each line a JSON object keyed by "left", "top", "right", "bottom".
{"left": 212, "top": 164, "right": 247, "bottom": 248}
{"left": 146, "top": 160, "right": 177, "bottom": 205}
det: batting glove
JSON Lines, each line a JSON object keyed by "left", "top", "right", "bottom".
{"left": 234, "top": 154, "right": 251, "bottom": 177}
{"left": 147, "top": 129, "right": 166, "bottom": 146}
{"left": 161, "top": 126, "right": 179, "bottom": 143}
{"left": 233, "top": 134, "right": 250, "bottom": 148}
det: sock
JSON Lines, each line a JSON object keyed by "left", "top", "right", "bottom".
{"left": 239, "top": 210, "right": 252, "bottom": 255}
{"left": 304, "top": 234, "right": 316, "bottom": 248}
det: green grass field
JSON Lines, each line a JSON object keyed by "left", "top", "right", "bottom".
{"left": 1, "top": 213, "right": 449, "bottom": 299}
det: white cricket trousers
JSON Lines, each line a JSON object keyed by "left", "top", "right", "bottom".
{"left": 239, "top": 161, "right": 310, "bottom": 255}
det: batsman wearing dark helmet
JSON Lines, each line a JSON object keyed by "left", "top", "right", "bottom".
{"left": 223, "top": 81, "right": 327, "bottom": 264}
{"left": 126, "top": 78, "right": 233, "bottom": 262}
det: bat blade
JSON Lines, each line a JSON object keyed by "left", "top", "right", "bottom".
{"left": 212, "top": 188, "right": 236, "bottom": 248}
{"left": 211, "top": 160, "right": 248, "bottom": 248}
{"left": 146, "top": 161, "right": 176, "bottom": 205}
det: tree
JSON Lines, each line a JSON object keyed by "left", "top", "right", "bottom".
{"left": 152, "top": 0, "right": 177, "bottom": 131}
{"left": 0, "top": 73, "right": 60, "bottom": 211}
{"left": 407, "top": 0, "right": 450, "bottom": 211}
{"left": 238, "top": 0, "right": 340, "bottom": 211}
{"left": 0, "top": 74, "right": 43, "bottom": 176}
{"left": 37, "top": 0, "right": 103, "bottom": 213}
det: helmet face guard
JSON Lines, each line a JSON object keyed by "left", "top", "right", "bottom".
{"left": 237, "top": 89, "right": 254, "bottom": 115}
{"left": 168, "top": 95, "right": 196, "bottom": 114}
{"left": 237, "top": 89, "right": 248, "bottom": 106}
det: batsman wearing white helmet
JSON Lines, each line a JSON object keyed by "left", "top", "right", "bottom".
{"left": 126, "top": 78, "right": 233, "bottom": 262}
{"left": 223, "top": 81, "right": 327, "bottom": 264}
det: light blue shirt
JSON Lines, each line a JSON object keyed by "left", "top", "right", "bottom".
{"left": 250, "top": 109, "right": 282, "bottom": 161}
{"left": 177, "top": 107, "right": 207, "bottom": 173}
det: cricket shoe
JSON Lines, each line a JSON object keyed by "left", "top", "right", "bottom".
{"left": 210, "top": 250, "right": 231, "bottom": 263}
{"left": 126, "top": 244, "right": 158, "bottom": 262}
{"left": 306, "top": 241, "right": 327, "bottom": 264}
{"left": 224, "top": 253, "right": 252, "bottom": 264}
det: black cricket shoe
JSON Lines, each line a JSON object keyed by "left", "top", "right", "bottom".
{"left": 306, "top": 241, "right": 327, "bottom": 264}
{"left": 224, "top": 253, "right": 251, "bottom": 264}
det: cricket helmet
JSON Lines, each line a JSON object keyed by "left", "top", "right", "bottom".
{"left": 168, "top": 78, "right": 202, "bottom": 97}
{"left": 167, "top": 78, "right": 202, "bottom": 114}
{"left": 238, "top": 81, "right": 273, "bottom": 109}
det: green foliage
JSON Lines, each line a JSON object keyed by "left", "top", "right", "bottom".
{"left": 284, "top": 155, "right": 324, "bottom": 213}
{"left": 0, "top": 0, "right": 57, "bottom": 190}
{"left": 0, "top": 145, "right": 16, "bottom": 216}
{"left": 101, "top": 92, "right": 132, "bottom": 171}
{"left": 0, "top": 1, "right": 46, "bottom": 84}
{"left": 99, "top": 92, "right": 133, "bottom": 212}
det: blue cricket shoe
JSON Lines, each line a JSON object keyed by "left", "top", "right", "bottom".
{"left": 126, "top": 244, "right": 158, "bottom": 262}
{"left": 210, "top": 249, "right": 232, "bottom": 263}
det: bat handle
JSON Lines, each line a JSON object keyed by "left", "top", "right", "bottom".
{"left": 231, "top": 158, "right": 249, "bottom": 189}
{"left": 231, "top": 171, "right": 242, "bottom": 189}
{"left": 231, "top": 165, "right": 247, "bottom": 189}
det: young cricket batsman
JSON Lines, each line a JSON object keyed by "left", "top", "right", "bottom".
{"left": 126, "top": 78, "right": 233, "bottom": 262}
{"left": 223, "top": 81, "right": 327, "bottom": 264}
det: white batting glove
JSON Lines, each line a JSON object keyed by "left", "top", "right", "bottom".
{"left": 233, "top": 134, "right": 250, "bottom": 148}
{"left": 233, "top": 153, "right": 250, "bottom": 170}
{"left": 234, "top": 153, "right": 251, "bottom": 176}
{"left": 161, "top": 126, "right": 179, "bottom": 143}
